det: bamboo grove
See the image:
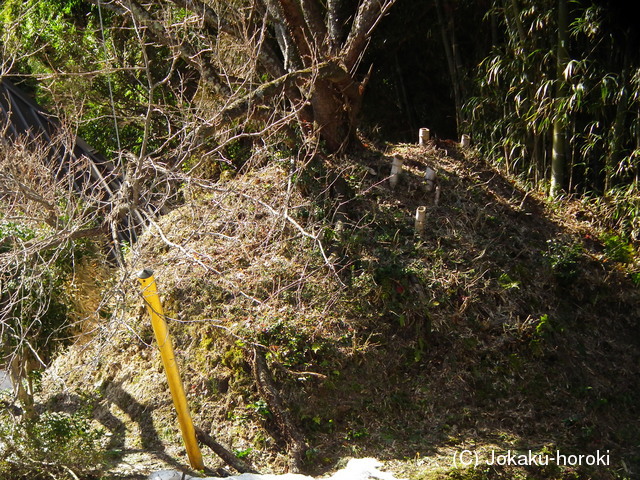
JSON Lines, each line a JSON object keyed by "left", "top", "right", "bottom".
{"left": 459, "top": 0, "right": 640, "bottom": 238}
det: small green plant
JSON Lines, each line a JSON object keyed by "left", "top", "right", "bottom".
{"left": 301, "top": 414, "right": 334, "bottom": 433}
{"left": 601, "top": 232, "right": 635, "bottom": 264}
{"left": 535, "top": 314, "right": 553, "bottom": 336}
{"left": 498, "top": 272, "right": 520, "bottom": 290}
{"left": 545, "top": 240, "right": 583, "bottom": 284}
{"left": 0, "top": 221, "right": 35, "bottom": 252}
{"left": 258, "top": 321, "right": 324, "bottom": 370}
{"left": 345, "top": 427, "right": 369, "bottom": 440}
{"left": 530, "top": 314, "right": 555, "bottom": 353}
{"left": 233, "top": 447, "right": 253, "bottom": 459}
{"left": 247, "top": 399, "right": 271, "bottom": 419}
{"left": 225, "top": 138, "right": 253, "bottom": 167}
{"left": 445, "top": 466, "right": 492, "bottom": 480}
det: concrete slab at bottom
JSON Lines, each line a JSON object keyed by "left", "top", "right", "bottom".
{"left": 148, "top": 458, "right": 406, "bottom": 480}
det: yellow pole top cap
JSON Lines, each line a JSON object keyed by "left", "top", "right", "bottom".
{"left": 137, "top": 268, "right": 155, "bottom": 279}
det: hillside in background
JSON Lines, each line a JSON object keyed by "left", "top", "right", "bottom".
{"left": 24, "top": 139, "right": 640, "bottom": 480}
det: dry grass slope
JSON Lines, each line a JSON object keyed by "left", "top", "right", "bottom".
{"left": 40, "top": 141, "right": 639, "bottom": 480}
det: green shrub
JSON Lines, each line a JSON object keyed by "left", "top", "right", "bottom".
{"left": 545, "top": 240, "right": 583, "bottom": 284}
{"left": 601, "top": 232, "right": 635, "bottom": 264}
{"left": 0, "top": 410, "right": 108, "bottom": 479}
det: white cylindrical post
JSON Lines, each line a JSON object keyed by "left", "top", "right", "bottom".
{"left": 460, "top": 134, "right": 471, "bottom": 148}
{"left": 389, "top": 156, "right": 403, "bottom": 189}
{"left": 415, "top": 206, "right": 427, "bottom": 236}
{"left": 419, "top": 128, "right": 431, "bottom": 146}
{"left": 434, "top": 185, "right": 441, "bottom": 206}
{"left": 424, "top": 166, "right": 436, "bottom": 192}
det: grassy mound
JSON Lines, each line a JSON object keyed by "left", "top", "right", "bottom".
{"left": 38, "top": 141, "right": 639, "bottom": 479}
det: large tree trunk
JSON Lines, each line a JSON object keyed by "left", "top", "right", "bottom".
{"left": 310, "top": 69, "right": 365, "bottom": 152}
{"left": 311, "top": 79, "right": 349, "bottom": 152}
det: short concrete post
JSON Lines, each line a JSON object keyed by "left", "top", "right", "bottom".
{"left": 434, "top": 185, "right": 441, "bottom": 206}
{"left": 460, "top": 134, "right": 471, "bottom": 148}
{"left": 419, "top": 128, "right": 431, "bottom": 146}
{"left": 415, "top": 206, "right": 427, "bottom": 236}
{"left": 389, "top": 156, "right": 403, "bottom": 189}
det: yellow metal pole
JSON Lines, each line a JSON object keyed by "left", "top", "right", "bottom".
{"left": 137, "top": 268, "right": 204, "bottom": 471}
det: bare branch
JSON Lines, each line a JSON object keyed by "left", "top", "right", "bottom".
{"left": 299, "top": 0, "right": 328, "bottom": 53}
{"left": 342, "top": 0, "right": 397, "bottom": 71}
{"left": 116, "top": 0, "right": 232, "bottom": 95}
{"left": 327, "top": 0, "right": 344, "bottom": 54}
{"left": 0, "top": 226, "right": 106, "bottom": 261}
{"left": 195, "top": 427, "right": 260, "bottom": 474}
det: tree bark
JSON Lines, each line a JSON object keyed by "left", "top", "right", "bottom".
{"left": 299, "top": 0, "right": 328, "bottom": 51}
{"left": 9, "top": 350, "right": 36, "bottom": 419}
{"left": 311, "top": 79, "right": 348, "bottom": 153}
{"left": 342, "top": 0, "right": 396, "bottom": 71}
{"left": 312, "top": 61, "right": 366, "bottom": 153}
{"left": 327, "top": 0, "right": 343, "bottom": 55}
{"left": 275, "top": 0, "right": 314, "bottom": 66}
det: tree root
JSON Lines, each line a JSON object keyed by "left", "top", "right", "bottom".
{"left": 195, "top": 426, "right": 260, "bottom": 474}
{"left": 251, "top": 346, "right": 308, "bottom": 473}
